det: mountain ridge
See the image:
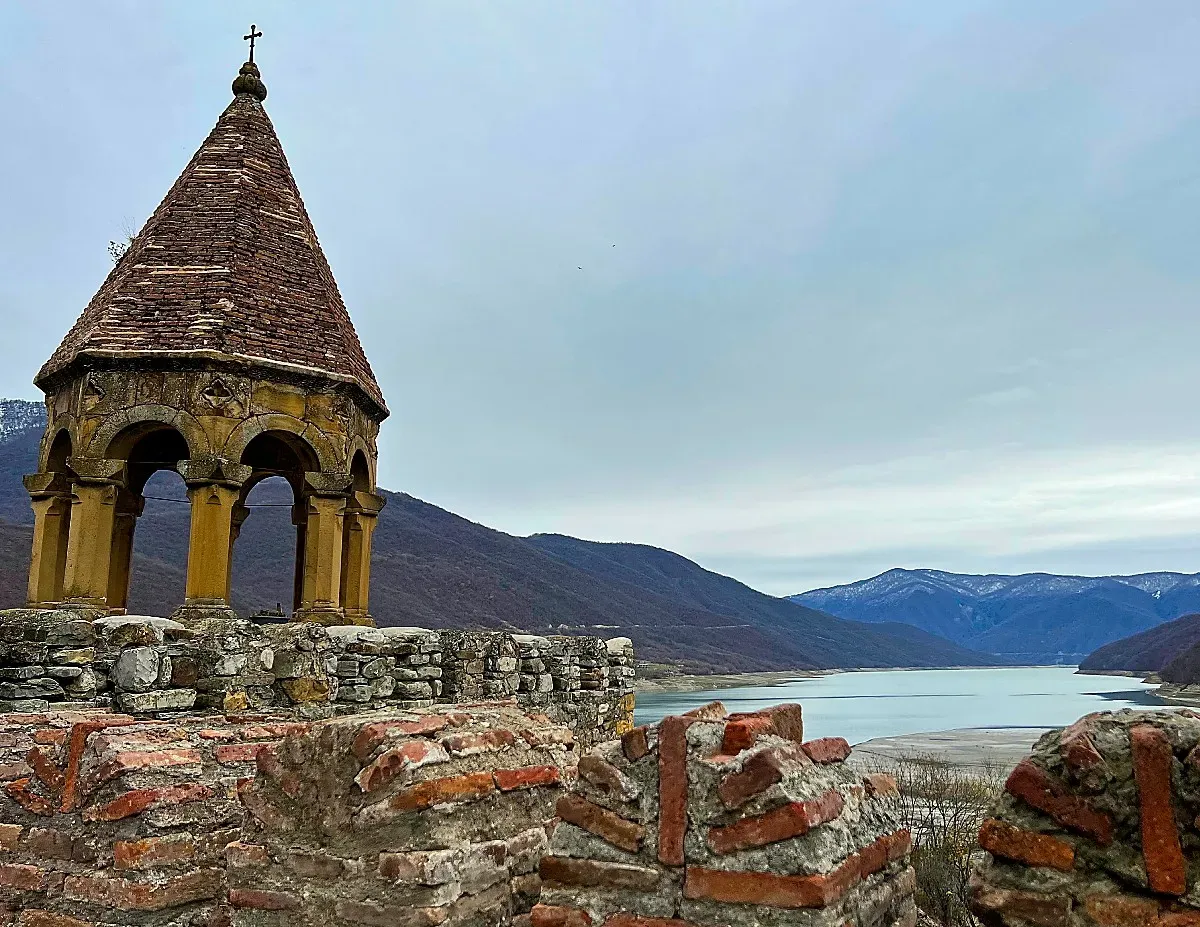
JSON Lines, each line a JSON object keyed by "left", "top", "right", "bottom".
{"left": 792, "top": 567, "right": 1200, "bottom": 662}
{"left": 0, "top": 399, "right": 994, "bottom": 672}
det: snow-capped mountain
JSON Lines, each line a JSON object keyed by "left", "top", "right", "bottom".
{"left": 791, "top": 567, "right": 1200, "bottom": 663}
{"left": 0, "top": 399, "right": 44, "bottom": 444}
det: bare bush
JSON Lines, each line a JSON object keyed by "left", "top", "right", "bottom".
{"left": 868, "top": 754, "right": 1004, "bottom": 927}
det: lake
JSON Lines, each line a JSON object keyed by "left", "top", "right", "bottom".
{"left": 634, "top": 667, "right": 1168, "bottom": 744}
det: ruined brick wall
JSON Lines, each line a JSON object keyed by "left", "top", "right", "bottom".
{"left": 535, "top": 702, "right": 916, "bottom": 927}
{"left": 229, "top": 704, "right": 576, "bottom": 925}
{"left": 0, "top": 707, "right": 308, "bottom": 925}
{"left": 970, "top": 709, "right": 1200, "bottom": 927}
{"left": 0, "top": 609, "right": 635, "bottom": 746}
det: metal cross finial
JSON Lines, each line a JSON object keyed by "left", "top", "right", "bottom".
{"left": 243, "top": 24, "right": 263, "bottom": 63}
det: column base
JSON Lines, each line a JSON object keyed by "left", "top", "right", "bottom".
{"left": 292, "top": 607, "right": 373, "bottom": 627}
{"left": 171, "top": 601, "right": 241, "bottom": 627}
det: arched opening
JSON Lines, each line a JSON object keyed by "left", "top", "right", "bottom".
{"left": 46, "top": 428, "right": 72, "bottom": 473}
{"left": 113, "top": 425, "right": 191, "bottom": 615}
{"left": 232, "top": 431, "right": 321, "bottom": 615}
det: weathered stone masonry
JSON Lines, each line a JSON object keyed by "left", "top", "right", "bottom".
{"left": 536, "top": 701, "right": 916, "bottom": 927}
{"left": 971, "top": 709, "right": 1200, "bottom": 927}
{"left": 0, "top": 611, "right": 636, "bottom": 746}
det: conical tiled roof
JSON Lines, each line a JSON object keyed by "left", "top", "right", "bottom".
{"left": 37, "top": 62, "right": 387, "bottom": 417}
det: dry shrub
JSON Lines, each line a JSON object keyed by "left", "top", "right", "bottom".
{"left": 868, "top": 754, "right": 1004, "bottom": 927}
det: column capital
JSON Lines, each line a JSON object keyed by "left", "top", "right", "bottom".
{"left": 177, "top": 456, "right": 253, "bottom": 488}
{"left": 24, "top": 472, "right": 72, "bottom": 498}
{"left": 304, "top": 470, "right": 353, "bottom": 496}
{"left": 347, "top": 490, "right": 387, "bottom": 516}
{"left": 67, "top": 457, "right": 127, "bottom": 487}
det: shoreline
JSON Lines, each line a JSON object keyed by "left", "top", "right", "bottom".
{"left": 634, "top": 663, "right": 1080, "bottom": 694}
{"left": 634, "top": 670, "right": 831, "bottom": 693}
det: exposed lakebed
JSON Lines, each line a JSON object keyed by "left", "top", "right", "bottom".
{"left": 633, "top": 666, "right": 1167, "bottom": 744}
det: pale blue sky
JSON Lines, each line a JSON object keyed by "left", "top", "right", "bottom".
{"left": 3, "top": 2, "right": 1200, "bottom": 593}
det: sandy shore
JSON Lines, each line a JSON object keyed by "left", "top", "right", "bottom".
{"left": 634, "top": 670, "right": 831, "bottom": 693}
{"left": 850, "top": 727, "right": 1048, "bottom": 773}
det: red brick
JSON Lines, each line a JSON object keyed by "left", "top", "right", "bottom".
{"left": 351, "top": 716, "right": 451, "bottom": 760}
{"left": 0, "top": 824, "right": 21, "bottom": 851}
{"left": 81, "top": 783, "right": 213, "bottom": 822}
{"left": 801, "top": 737, "right": 851, "bottom": 764}
{"left": 1159, "top": 910, "right": 1200, "bottom": 927}
{"left": 864, "top": 772, "right": 898, "bottom": 798}
{"left": 520, "top": 726, "right": 575, "bottom": 748}
{"left": 17, "top": 910, "right": 96, "bottom": 927}
{"left": 22, "top": 827, "right": 76, "bottom": 861}
{"left": 725, "top": 704, "right": 804, "bottom": 747}
{"left": 722, "top": 717, "right": 776, "bottom": 754}
{"left": 60, "top": 715, "right": 135, "bottom": 812}
{"left": 531, "top": 905, "right": 593, "bottom": 927}
{"left": 578, "top": 754, "right": 638, "bottom": 801}
{"left": 540, "top": 856, "right": 660, "bottom": 892}
{"left": 683, "top": 701, "right": 727, "bottom": 720}
{"left": 658, "top": 715, "right": 690, "bottom": 866}
{"left": 1060, "top": 716, "right": 1104, "bottom": 772}
{"left": 1131, "top": 724, "right": 1186, "bottom": 895}
{"left": 81, "top": 748, "right": 202, "bottom": 795}
{"left": 557, "top": 794, "right": 646, "bottom": 852}
{"left": 113, "top": 835, "right": 196, "bottom": 870}
{"left": 717, "top": 743, "right": 809, "bottom": 808}
{"left": 684, "top": 862, "right": 858, "bottom": 909}
{"left": 978, "top": 819, "right": 1074, "bottom": 872}
{"left": 228, "top": 889, "right": 300, "bottom": 910}
{"left": 709, "top": 790, "right": 845, "bottom": 854}
{"left": 389, "top": 771, "right": 496, "bottom": 811}
{"left": 215, "top": 743, "right": 267, "bottom": 764}
{"left": 225, "top": 841, "right": 270, "bottom": 869}
{"left": 24, "top": 748, "right": 63, "bottom": 794}
{"left": 63, "top": 868, "right": 222, "bottom": 911}
{"left": 4, "top": 778, "right": 55, "bottom": 816}
{"left": 441, "top": 729, "right": 517, "bottom": 757}
{"left": 1005, "top": 759, "right": 1113, "bottom": 845}
{"left": 355, "top": 740, "right": 449, "bottom": 792}
{"left": 494, "top": 764, "right": 562, "bottom": 791}
{"left": 1083, "top": 893, "right": 1162, "bottom": 927}
{"left": 0, "top": 863, "right": 48, "bottom": 891}
{"left": 970, "top": 880, "right": 1070, "bottom": 927}
{"left": 621, "top": 726, "right": 650, "bottom": 761}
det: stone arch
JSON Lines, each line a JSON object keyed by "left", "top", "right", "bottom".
{"left": 222, "top": 414, "right": 339, "bottom": 473}
{"left": 43, "top": 427, "right": 74, "bottom": 474}
{"left": 87, "top": 404, "right": 210, "bottom": 461}
{"left": 350, "top": 447, "right": 373, "bottom": 493}
{"left": 39, "top": 414, "right": 77, "bottom": 473}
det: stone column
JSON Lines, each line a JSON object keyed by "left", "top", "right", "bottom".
{"left": 295, "top": 470, "right": 353, "bottom": 625}
{"left": 176, "top": 457, "right": 252, "bottom": 622}
{"left": 225, "top": 500, "right": 252, "bottom": 603}
{"left": 24, "top": 473, "right": 73, "bottom": 606}
{"left": 340, "top": 490, "right": 386, "bottom": 626}
{"left": 105, "top": 490, "right": 145, "bottom": 614}
{"left": 61, "top": 458, "right": 127, "bottom": 608}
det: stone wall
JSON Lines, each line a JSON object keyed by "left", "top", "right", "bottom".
{"left": 535, "top": 701, "right": 916, "bottom": 927}
{"left": 229, "top": 704, "right": 576, "bottom": 925}
{"left": 970, "top": 708, "right": 1200, "bottom": 927}
{"left": 0, "top": 609, "right": 635, "bottom": 746}
{"left": 0, "top": 706, "right": 308, "bottom": 924}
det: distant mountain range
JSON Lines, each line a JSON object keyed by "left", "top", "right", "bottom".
{"left": 0, "top": 399, "right": 994, "bottom": 673}
{"left": 792, "top": 568, "right": 1200, "bottom": 663}
{"left": 1078, "top": 613, "right": 1200, "bottom": 676}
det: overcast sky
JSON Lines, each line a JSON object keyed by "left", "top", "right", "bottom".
{"left": 3, "top": 2, "right": 1200, "bottom": 594}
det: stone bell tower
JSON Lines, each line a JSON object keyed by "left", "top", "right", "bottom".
{"left": 24, "top": 55, "right": 388, "bottom": 627}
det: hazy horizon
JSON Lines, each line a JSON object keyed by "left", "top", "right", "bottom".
{"left": 4, "top": 2, "right": 1200, "bottom": 593}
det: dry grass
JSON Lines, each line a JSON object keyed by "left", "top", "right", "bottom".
{"left": 868, "top": 754, "right": 1005, "bottom": 927}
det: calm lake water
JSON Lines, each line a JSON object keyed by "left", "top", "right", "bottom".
{"left": 634, "top": 667, "right": 1168, "bottom": 744}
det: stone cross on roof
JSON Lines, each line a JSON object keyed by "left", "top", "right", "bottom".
{"left": 243, "top": 24, "right": 262, "bottom": 63}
